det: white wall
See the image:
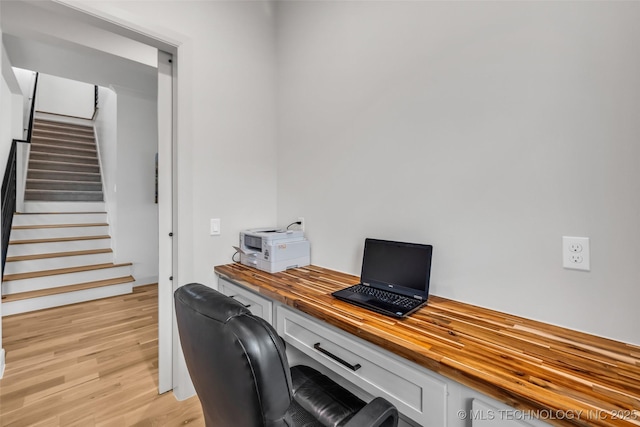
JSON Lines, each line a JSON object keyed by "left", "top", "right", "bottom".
{"left": 65, "top": 0, "right": 279, "bottom": 399}
{"left": 94, "top": 85, "right": 118, "bottom": 256}
{"left": 0, "top": 65, "right": 14, "bottom": 179}
{"left": 1, "top": 0, "right": 276, "bottom": 397}
{"left": 113, "top": 85, "right": 159, "bottom": 285}
{"left": 93, "top": 0, "right": 279, "bottom": 286}
{"left": 276, "top": 1, "right": 640, "bottom": 345}
{"left": 95, "top": 85, "right": 159, "bottom": 286}
{"left": 36, "top": 73, "right": 94, "bottom": 119}
{"left": 0, "top": 8, "right": 5, "bottom": 378}
{"left": 13, "top": 67, "right": 36, "bottom": 139}
{"left": 0, "top": 9, "right": 25, "bottom": 378}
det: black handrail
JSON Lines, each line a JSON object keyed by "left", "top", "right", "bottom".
{"left": 94, "top": 85, "right": 99, "bottom": 119}
{"left": 2, "top": 140, "right": 18, "bottom": 277}
{"left": 2, "top": 72, "right": 39, "bottom": 278}
{"left": 26, "top": 72, "right": 39, "bottom": 143}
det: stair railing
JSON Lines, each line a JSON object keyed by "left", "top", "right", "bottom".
{"left": 2, "top": 140, "right": 18, "bottom": 278}
{"left": 93, "top": 85, "right": 99, "bottom": 119}
{"left": 2, "top": 72, "right": 39, "bottom": 278}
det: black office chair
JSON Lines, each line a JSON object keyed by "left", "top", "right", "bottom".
{"left": 175, "top": 283, "right": 399, "bottom": 427}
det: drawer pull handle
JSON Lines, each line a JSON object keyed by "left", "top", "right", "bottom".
{"left": 229, "top": 295, "right": 251, "bottom": 308}
{"left": 314, "top": 343, "right": 361, "bottom": 371}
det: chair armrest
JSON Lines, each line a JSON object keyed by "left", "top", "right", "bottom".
{"left": 343, "top": 397, "right": 398, "bottom": 427}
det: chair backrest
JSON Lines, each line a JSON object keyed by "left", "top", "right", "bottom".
{"left": 175, "top": 283, "right": 293, "bottom": 427}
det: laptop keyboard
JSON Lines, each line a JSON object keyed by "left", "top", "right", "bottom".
{"left": 349, "top": 284, "right": 420, "bottom": 310}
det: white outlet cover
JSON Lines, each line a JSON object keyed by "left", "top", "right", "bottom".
{"left": 563, "top": 236, "right": 590, "bottom": 271}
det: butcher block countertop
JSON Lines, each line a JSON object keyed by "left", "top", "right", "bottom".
{"left": 214, "top": 263, "right": 640, "bottom": 427}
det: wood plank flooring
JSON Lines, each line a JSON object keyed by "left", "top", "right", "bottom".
{"left": 0, "top": 284, "right": 204, "bottom": 426}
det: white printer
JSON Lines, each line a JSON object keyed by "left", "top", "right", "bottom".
{"left": 238, "top": 228, "right": 310, "bottom": 273}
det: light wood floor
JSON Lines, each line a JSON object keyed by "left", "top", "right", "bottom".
{"left": 0, "top": 284, "right": 205, "bottom": 426}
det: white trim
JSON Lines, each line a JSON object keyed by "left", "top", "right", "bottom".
{"left": 22, "top": 201, "right": 106, "bottom": 213}
{"left": 90, "top": 108, "right": 114, "bottom": 259}
{"left": 52, "top": 1, "right": 184, "bottom": 51}
{"left": 15, "top": 141, "right": 30, "bottom": 213}
{"left": 35, "top": 0, "right": 182, "bottom": 397}
{"left": 0, "top": 349, "right": 5, "bottom": 379}
{"left": 1, "top": 282, "right": 133, "bottom": 316}
{"left": 3, "top": 264, "right": 132, "bottom": 294}
{"left": 132, "top": 275, "right": 158, "bottom": 287}
{"left": 157, "top": 50, "right": 174, "bottom": 395}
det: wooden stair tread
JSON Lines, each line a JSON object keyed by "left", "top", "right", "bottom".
{"left": 15, "top": 212, "right": 107, "bottom": 215}
{"left": 31, "top": 135, "right": 95, "bottom": 144}
{"left": 35, "top": 118, "right": 93, "bottom": 129}
{"left": 30, "top": 143, "right": 97, "bottom": 153}
{"left": 30, "top": 153, "right": 99, "bottom": 163}
{"left": 25, "top": 189, "right": 103, "bottom": 194}
{"left": 9, "top": 235, "right": 110, "bottom": 245}
{"left": 27, "top": 169, "right": 100, "bottom": 175}
{"left": 33, "top": 128, "right": 94, "bottom": 136}
{"left": 34, "top": 123, "right": 93, "bottom": 131}
{"left": 32, "top": 128, "right": 93, "bottom": 136}
{"left": 2, "top": 262, "right": 133, "bottom": 281}
{"left": 6, "top": 248, "right": 113, "bottom": 262}
{"left": 1, "top": 276, "right": 135, "bottom": 303}
{"left": 26, "top": 178, "right": 101, "bottom": 184}
{"left": 30, "top": 136, "right": 95, "bottom": 146}
{"left": 12, "top": 223, "right": 108, "bottom": 230}
{"left": 28, "top": 159, "right": 99, "bottom": 168}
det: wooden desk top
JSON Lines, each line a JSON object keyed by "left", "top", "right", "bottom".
{"left": 214, "top": 263, "right": 640, "bottom": 427}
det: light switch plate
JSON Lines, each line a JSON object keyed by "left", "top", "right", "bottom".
{"left": 210, "top": 218, "right": 221, "bottom": 236}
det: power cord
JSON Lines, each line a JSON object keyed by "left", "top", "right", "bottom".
{"left": 286, "top": 221, "right": 302, "bottom": 230}
{"left": 232, "top": 251, "right": 240, "bottom": 262}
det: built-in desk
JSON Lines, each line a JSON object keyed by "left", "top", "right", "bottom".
{"left": 214, "top": 263, "right": 640, "bottom": 427}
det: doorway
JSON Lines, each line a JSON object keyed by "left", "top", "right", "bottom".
{"left": 1, "top": 2, "right": 181, "bottom": 396}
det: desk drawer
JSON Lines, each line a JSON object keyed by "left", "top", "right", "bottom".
{"left": 219, "top": 278, "right": 273, "bottom": 324}
{"left": 276, "top": 305, "right": 447, "bottom": 426}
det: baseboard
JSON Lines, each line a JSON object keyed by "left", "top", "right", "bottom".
{"left": 133, "top": 275, "right": 159, "bottom": 287}
{"left": 0, "top": 348, "right": 5, "bottom": 379}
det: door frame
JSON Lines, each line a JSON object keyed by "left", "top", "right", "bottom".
{"left": 51, "top": 0, "right": 185, "bottom": 396}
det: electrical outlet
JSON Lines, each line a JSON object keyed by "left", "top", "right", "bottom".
{"left": 298, "top": 217, "right": 305, "bottom": 232}
{"left": 568, "top": 242, "right": 583, "bottom": 253}
{"left": 563, "top": 236, "right": 590, "bottom": 271}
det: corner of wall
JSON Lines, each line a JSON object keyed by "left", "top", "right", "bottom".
{"left": 0, "top": 348, "right": 5, "bottom": 379}
{"left": 133, "top": 275, "right": 159, "bottom": 287}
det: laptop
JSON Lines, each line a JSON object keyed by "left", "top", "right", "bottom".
{"left": 332, "top": 238, "right": 433, "bottom": 318}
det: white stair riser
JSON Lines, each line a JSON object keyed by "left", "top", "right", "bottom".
{"left": 22, "top": 202, "right": 106, "bottom": 213}
{"left": 12, "top": 213, "right": 107, "bottom": 226}
{"left": 7, "top": 238, "right": 111, "bottom": 257}
{"left": 4, "top": 252, "right": 114, "bottom": 275}
{"left": 11, "top": 226, "right": 109, "bottom": 241}
{"left": 3, "top": 265, "right": 133, "bottom": 294}
{"left": 2, "top": 283, "right": 133, "bottom": 316}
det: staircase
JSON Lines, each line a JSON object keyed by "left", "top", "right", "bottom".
{"left": 26, "top": 119, "right": 104, "bottom": 202}
{"left": 1, "top": 117, "right": 134, "bottom": 315}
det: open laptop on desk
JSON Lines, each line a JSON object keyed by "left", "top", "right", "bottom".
{"left": 332, "top": 238, "right": 433, "bottom": 318}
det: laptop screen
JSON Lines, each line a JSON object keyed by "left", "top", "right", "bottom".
{"left": 360, "top": 238, "right": 433, "bottom": 298}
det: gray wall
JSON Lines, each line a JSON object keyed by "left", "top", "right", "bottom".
{"left": 276, "top": 1, "right": 640, "bottom": 344}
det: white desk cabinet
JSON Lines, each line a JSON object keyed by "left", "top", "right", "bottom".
{"left": 218, "top": 278, "right": 273, "bottom": 324}
{"left": 277, "top": 305, "right": 448, "bottom": 427}
{"left": 218, "top": 267, "right": 560, "bottom": 427}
